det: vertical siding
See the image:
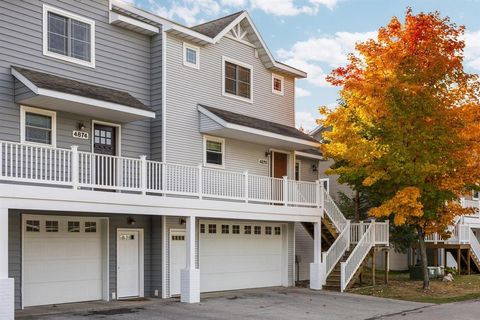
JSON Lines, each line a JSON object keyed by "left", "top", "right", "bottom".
{"left": 8, "top": 211, "right": 163, "bottom": 309}
{"left": 166, "top": 33, "right": 296, "bottom": 168}
{"left": 0, "top": 0, "right": 152, "bottom": 158}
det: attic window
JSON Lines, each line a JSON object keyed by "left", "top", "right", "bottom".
{"left": 183, "top": 42, "right": 200, "bottom": 69}
{"left": 272, "top": 74, "right": 284, "bottom": 95}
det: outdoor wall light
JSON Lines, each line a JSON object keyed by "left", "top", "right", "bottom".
{"left": 127, "top": 216, "right": 136, "bottom": 225}
{"left": 312, "top": 164, "right": 318, "bottom": 172}
{"left": 78, "top": 122, "right": 86, "bottom": 131}
{"left": 265, "top": 151, "right": 272, "bottom": 157}
{"left": 179, "top": 218, "right": 186, "bottom": 225}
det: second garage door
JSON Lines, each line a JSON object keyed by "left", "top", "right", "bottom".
{"left": 199, "top": 221, "right": 285, "bottom": 292}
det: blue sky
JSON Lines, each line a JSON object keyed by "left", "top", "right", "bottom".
{"left": 127, "top": 0, "right": 480, "bottom": 131}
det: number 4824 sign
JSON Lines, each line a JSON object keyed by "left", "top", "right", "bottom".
{"left": 73, "top": 130, "right": 89, "bottom": 140}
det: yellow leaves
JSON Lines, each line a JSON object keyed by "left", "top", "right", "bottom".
{"left": 363, "top": 170, "right": 388, "bottom": 187}
{"left": 369, "top": 187, "right": 424, "bottom": 226}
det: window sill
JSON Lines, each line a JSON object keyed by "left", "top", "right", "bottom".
{"left": 222, "top": 91, "right": 253, "bottom": 104}
{"left": 43, "top": 50, "right": 95, "bottom": 68}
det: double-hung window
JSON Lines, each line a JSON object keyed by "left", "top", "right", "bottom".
{"left": 204, "top": 136, "right": 225, "bottom": 168}
{"left": 223, "top": 57, "right": 252, "bottom": 102}
{"left": 43, "top": 5, "right": 95, "bottom": 67}
{"left": 21, "top": 106, "right": 57, "bottom": 147}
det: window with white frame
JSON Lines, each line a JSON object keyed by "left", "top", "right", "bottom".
{"left": 272, "top": 74, "right": 284, "bottom": 95}
{"left": 204, "top": 136, "right": 225, "bottom": 168}
{"left": 473, "top": 190, "right": 479, "bottom": 200}
{"left": 21, "top": 106, "right": 57, "bottom": 147}
{"left": 43, "top": 5, "right": 95, "bottom": 67}
{"left": 223, "top": 57, "right": 252, "bottom": 102}
{"left": 183, "top": 42, "right": 200, "bottom": 69}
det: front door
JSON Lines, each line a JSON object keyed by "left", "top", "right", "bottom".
{"left": 117, "top": 229, "right": 141, "bottom": 298}
{"left": 169, "top": 230, "right": 186, "bottom": 296}
{"left": 93, "top": 124, "right": 117, "bottom": 186}
{"left": 272, "top": 152, "right": 288, "bottom": 178}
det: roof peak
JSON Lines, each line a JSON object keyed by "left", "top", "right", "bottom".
{"left": 191, "top": 10, "right": 245, "bottom": 29}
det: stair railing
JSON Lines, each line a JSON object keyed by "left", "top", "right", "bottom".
{"left": 340, "top": 222, "right": 375, "bottom": 292}
{"left": 469, "top": 228, "right": 480, "bottom": 263}
{"left": 322, "top": 220, "right": 350, "bottom": 277}
{"left": 322, "top": 186, "right": 348, "bottom": 232}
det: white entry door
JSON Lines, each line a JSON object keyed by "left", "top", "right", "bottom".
{"left": 169, "top": 230, "right": 186, "bottom": 296}
{"left": 117, "top": 229, "right": 143, "bottom": 298}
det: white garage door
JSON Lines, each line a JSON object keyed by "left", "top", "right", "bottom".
{"left": 23, "top": 215, "right": 104, "bottom": 307}
{"left": 199, "top": 221, "right": 285, "bottom": 292}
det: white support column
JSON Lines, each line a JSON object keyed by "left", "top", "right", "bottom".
{"left": 181, "top": 216, "right": 200, "bottom": 303}
{"left": 310, "top": 221, "right": 325, "bottom": 290}
{"left": 0, "top": 207, "right": 14, "bottom": 320}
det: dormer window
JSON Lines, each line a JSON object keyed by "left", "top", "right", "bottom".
{"left": 43, "top": 5, "right": 95, "bottom": 67}
{"left": 183, "top": 42, "right": 200, "bottom": 69}
{"left": 272, "top": 74, "right": 284, "bottom": 95}
{"left": 222, "top": 57, "right": 253, "bottom": 103}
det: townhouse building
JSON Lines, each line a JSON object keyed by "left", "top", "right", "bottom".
{"left": 0, "top": 1, "right": 388, "bottom": 318}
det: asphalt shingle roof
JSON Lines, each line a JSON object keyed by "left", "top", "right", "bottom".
{"left": 13, "top": 67, "right": 151, "bottom": 112}
{"left": 191, "top": 11, "right": 244, "bottom": 38}
{"left": 199, "top": 104, "right": 319, "bottom": 143}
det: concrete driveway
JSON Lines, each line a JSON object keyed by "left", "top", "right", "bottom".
{"left": 15, "top": 287, "right": 477, "bottom": 320}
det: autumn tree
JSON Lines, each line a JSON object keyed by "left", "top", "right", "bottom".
{"left": 321, "top": 8, "right": 480, "bottom": 289}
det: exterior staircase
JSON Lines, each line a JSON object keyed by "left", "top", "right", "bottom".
{"left": 306, "top": 186, "right": 389, "bottom": 292}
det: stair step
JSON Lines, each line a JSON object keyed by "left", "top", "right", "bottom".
{"left": 323, "top": 285, "right": 341, "bottom": 291}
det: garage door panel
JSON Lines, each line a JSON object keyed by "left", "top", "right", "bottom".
{"left": 200, "top": 255, "right": 282, "bottom": 273}
{"left": 23, "top": 215, "right": 104, "bottom": 307}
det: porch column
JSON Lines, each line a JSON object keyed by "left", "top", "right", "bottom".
{"left": 180, "top": 216, "right": 200, "bottom": 303}
{"left": 310, "top": 221, "right": 325, "bottom": 289}
{"left": 0, "top": 207, "right": 14, "bottom": 320}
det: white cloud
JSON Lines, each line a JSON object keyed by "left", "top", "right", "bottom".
{"left": 145, "top": 0, "right": 221, "bottom": 26}
{"left": 296, "top": 87, "right": 311, "bottom": 97}
{"left": 310, "top": 0, "right": 339, "bottom": 10}
{"left": 295, "top": 111, "right": 318, "bottom": 131}
{"left": 464, "top": 30, "right": 480, "bottom": 70}
{"left": 250, "top": 0, "right": 315, "bottom": 16}
{"left": 277, "top": 31, "right": 376, "bottom": 87}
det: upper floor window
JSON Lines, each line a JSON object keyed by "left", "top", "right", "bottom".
{"left": 272, "top": 74, "right": 284, "bottom": 95}
{"left": 204, "top": 136, "right": 225, "bottom": 168}
{"left": 222, "top": 57, "right": 252, "bottom": 103}
{"left": 43, "top": 5, "right": 95, "bottom": 68}
{"left": 183, "top": 42, "right": 200, "bottom": 69}
{"left": 473, "top": 190, "right": 479, "bottom": 200}
{"left": 21, "top": 106, "right": 57, "bottom": 147}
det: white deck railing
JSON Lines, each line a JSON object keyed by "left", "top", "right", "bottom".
{"left": 350, "top": 221, "right": 389, "bottom": 245}
{"left": 322, "top": 220, "right": 350, "bottom": 276}
{"left": 0, "top": 140, "right": 321, "bottom": 208}
{"left": 341, "top": 222, "right": 375, "bottom": 292}
{"left": 323, "top": 188, "right": 348, "bottom": 231}
{"left": 469, "top": 228, "right": 480, "bottom": 262}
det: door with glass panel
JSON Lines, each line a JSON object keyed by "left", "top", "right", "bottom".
{"left": 93, "top": 124, "right": 116, "bottom": 188}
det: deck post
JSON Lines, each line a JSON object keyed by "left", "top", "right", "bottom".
{"left": 457, "top": 248, "right": 461, "bottom": 275}
{"left": 444, "top": 249, "right": 447, "bottom": 268}
{"left": 140, "top": 155, "right": 147, "bottom": 195}
{"left": 372, "top": 248, "right": 376, "bottom": 286}
{"left": 468, "top": 249, "right": 471, "bottom": 275}
{"left": 244, "top": 170, "right": 249, "bottom": 203}
{"left": 181, "top": 216, "right": 200, "bottom": 303}
{"left": 384, "top": 249, "right": 389, "bottom": 285}
{"left": 71, "top": 145, "right": 79, "bottom": 189}
{"left": 310, "top": 221, "right": 325, "bottom": 289}
{"left": 283, "top": 176, "right": 288, "bottom": 206}
{"left": 0, "top": 207, "right": 14, "bottom": 320}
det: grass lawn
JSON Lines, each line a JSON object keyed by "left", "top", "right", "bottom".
{"left": 349, "top": 270, "right": 480, "bottom": 304}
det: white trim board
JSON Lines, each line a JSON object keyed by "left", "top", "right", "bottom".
{"left": 20, "top": 105, "right": 57, "bottom": 148}
{"left": 116, "top": 228, "right": 145, "bottom": 299}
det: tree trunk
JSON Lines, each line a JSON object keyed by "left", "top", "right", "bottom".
{"left": 354, "top": 190, "right": 360, "bottom": 222}
{"left": 417, "top": 227, "right": 430, "bottom": 290}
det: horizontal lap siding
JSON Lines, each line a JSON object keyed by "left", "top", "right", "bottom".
{"left": 166, "top": 34, "right": 295, "bottom": 169}
{"left": 150, "top": 33, "right": 163, "bottom": 161}
{"left": 0, "top": 0, "right": 152, "bottom": 158}
{"left": 297, "top": 156, "right": 319, "bottom": 182}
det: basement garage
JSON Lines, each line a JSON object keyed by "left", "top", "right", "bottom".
{"left": 22, "top": 215, "right": 107, "bottom": 307}
{"left": 199, "top": 220, "right": 287, "bottom": 292}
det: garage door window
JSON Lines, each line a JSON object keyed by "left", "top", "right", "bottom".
{"left": 274, "top": 227, "right": 281, "bottom": 235}
{"left": 68, "top": 221, "right": 80, "bottom": 232}
{"left": 26, "top": 220, "right": 40, "bottom": 232}
{"left": 244, "top": 225, "right": 251, "bottom": 234}
{"left": 208, "top": 224, "right": 217, "bottom": 234}
{"left": 85, "top": 222, "right": 97, "bottom": 233}
{"left": 265, "top": 226, "right": 272, "bottom": 235}
{"left": 232, "top": 225, "right": 240, "bottom": 234}
{"left": 254, "top": 226, "right": 261, "bottom": 235}
{"left": 200, "top": 224, "right": 205, "bottom": 233}
{"left": 45, "top": 220, "right": 59, "bottom": 232}
{"left": 221, "top": 224, "right": 229, "bottom": 234}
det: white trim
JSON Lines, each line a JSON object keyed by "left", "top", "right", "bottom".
{"left": 203, "top": 135, "right": 226, "bottom": 169}
{"left": 198, "top": 105, "right": 320, "bottom": 148}
{"left": 116, "top": 228, "right": 145, "bottom": 299}
{"left": 109, "top": 11, "right": 159, "bottom": 35}
{"left": 272, "top": 73, "right": 284, "bottom": 96}
{"left": 473, "top": 190, "right": 479, "bottom": 200}
{"left": 92, "top": 120, "right": 122, "bottom": 156}
{"left": 42, "top": 4, "right": 96, "bottom": 68}
{"left": 20, "top": 105, "right": 57, "bottom": 148}
{"left": 162, "top": 31, "right": 167, "bottom": 162}
{"left": 294, "top": 151, "right": 323, "bottom": 160}
{"left": 222, "top": 56, "right": 253, "bottom": 104}
{"left": 183, "top": 42, "right": 200, "bottom": 69}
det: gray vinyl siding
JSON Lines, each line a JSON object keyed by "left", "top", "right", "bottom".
{"left": 0, "top": 0, "right": 152, "bottom": 158}
{"left": 297, "top": 156, "right": 319, "bottom": 182}
{"left": 294, "top": 222, "right": 313, "bottom": 281}
{"left": 165, "top": 33, "right": 296, "bottom": 168}
{"left": 287, "top": 222, "right": 295, "bottom": 286}
{"left": 8, "top": 210, "right": 163, "bottom": 309}
{"left": 318, "top": 159, "right": 354, "bottom": 199}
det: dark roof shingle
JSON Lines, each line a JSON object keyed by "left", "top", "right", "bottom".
{"left": 191, "top": 11, "right": 244, "bottom": 38}
{"left": 13, "top": 67, "right": 151, "bottom": 111}
{"left": 199, "top": 104, "right": 319, "bottom": 143}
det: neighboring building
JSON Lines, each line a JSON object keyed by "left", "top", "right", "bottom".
{"left": 0, "top": 1, "right": 388, "bottom": 318}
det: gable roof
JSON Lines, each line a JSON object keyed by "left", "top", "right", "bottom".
{"left": 191, "top": 11, "right": 245, "bottom": 38}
